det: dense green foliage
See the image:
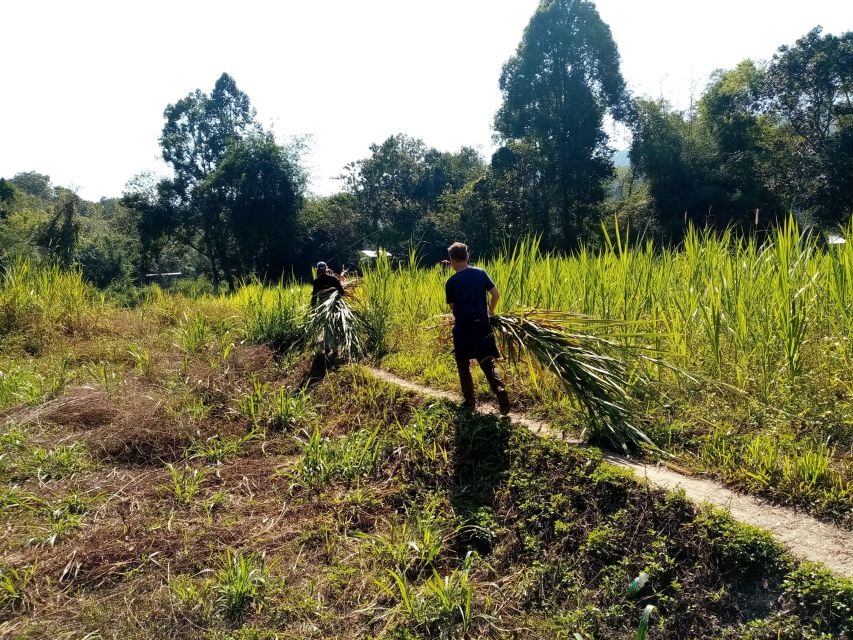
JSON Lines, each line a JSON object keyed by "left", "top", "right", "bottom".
{"left": 3, "top": 5, "right": 850, "bottom": 285}
{"left": 0, "top": 182, "right": 143, "bottom": 292}
{"left": 365, "top": 228, "right": 853, "bottom": 523}
{"left": 127, "top": 73, "right": 307, "bottom": 288}
{"left": 631, "top": 28, "right": 852, "bottom": 238}
{"left": 495, "top": 0, "right": 630, "bottom": 249}
{"left": 342, "top": 134, "right": 485, "bottom": 258}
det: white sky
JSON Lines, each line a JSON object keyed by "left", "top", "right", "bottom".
{"left": 2, "top": 1, "right": 851, "bottom": 201}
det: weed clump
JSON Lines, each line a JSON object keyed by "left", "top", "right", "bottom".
{"left": 289, "top": 426, "right": 385, "bottom": 491}
{"left": 373, "top": 552, "right": 478, "bottom": 639}
{"left": 161, "top": 463, "right": 209, "bottom": 505}
{"left": 780, "top": 563, "right": 853, "bottom": 637}
{"left": 214, "top": 549, "right": 268, "bottom": 621}
{"left": 167, "top": 549, "right": 269, "bottom": 624}
{"left": 0, "top": 563, "right": 36, "bottom": 614}
{"left": 0, "top": 434, "right": 90, "bottom": 483}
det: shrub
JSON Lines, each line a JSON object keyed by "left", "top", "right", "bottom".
{"left": 697, "top": 508, "right": 782, "bottom": 577}
{"left": 782, "top": 563, "right": 853, "bottom": 637}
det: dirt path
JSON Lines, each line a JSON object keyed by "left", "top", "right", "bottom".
{"left": 367, "top": 367, "right": 853, "bottom": 579}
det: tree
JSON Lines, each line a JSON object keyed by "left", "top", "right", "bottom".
{"left": 37, "top": 191, "right": 80, "bottom": 267}
{"left": 296, "top": 193, "right": 368, "bottom": 275}
{"left": 485, "top": 143, "right": 550, "bottom": 244}
{"left": 416, "top": 141, "right": 554, "bottom": 260}
{"left": 160, "top": 73, "right": 260, "bottom": 192}
{"left": 630, "top": 62, "right": 792, "bottom": 240}
{"left": 495, "top": 0, "right": 630, "bottom": 249}
{"left": 602, "top": 165, "right": 652, "bottom": 242}
{"left": 159, "top": 73, "right": 261, "bottom": 287}
{"left": 421, "top": 146, "right": 486, "bottom": 206}
{"left": 0, "top": 178, "right": 14, "bottom": 219}
{"left": 122, "top": 172, "right": 186, "bottom": 277}
{"left": 74, "top": 197, "right": 143, "bottom": 288}
{"left": 10, "top": 171, "right": 53, "bottom": 199}
{"left": 343, "top": 134, "right": 485, "bottom": 254}
{"left": 700, "top": 61, "right": 786, "bottom": 228}
{"left": 125, "top": 73, "right": 307, "bottom": 287}
{"left": 763, "top": 27, "right": 853, "bottom": 225}
{"left": 198, "top": 134, "right": 306, "bottom": 279}
{"left": 343, "top": 134, "right": 428, "bottom": 248}
{"left": 78, "top": 234, "right": 134, "bottom": 288}
{"left": 628, "top": 99, "right": 699, "bottom": 237}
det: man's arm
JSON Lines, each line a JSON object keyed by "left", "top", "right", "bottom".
{"left": 487, "top": 286, "right": 500, "bottom": 316}
{"left": 334, "top": 276, "right": 345, "bottom": 296}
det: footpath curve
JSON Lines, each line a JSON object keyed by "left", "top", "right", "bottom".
{"left": 366, "top": 367, "right": 853, "bottom": 579}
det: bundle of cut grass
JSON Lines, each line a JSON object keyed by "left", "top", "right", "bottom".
{"left": 304, "top": 291, "right": 362, "bottom": 360}
{"left": 489, "top": 310, "right": 658, "bottom": 453}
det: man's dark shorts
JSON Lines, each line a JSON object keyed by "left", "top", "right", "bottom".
{"left": 453, "top": 315, "right": 500, "bottom": 361}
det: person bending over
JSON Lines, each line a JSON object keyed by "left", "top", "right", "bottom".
{"left": 444, "top": 242, "right": 511, "bottom": 415}
{"left": 311, "top": 261, "right": 344, "bottom": 307}
{"left": 311, "top": 261, "right": 345, "bottom": 359}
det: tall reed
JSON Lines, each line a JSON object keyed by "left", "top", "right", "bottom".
{"left": 361, "top": 221, "right": 848, "bottom": 403}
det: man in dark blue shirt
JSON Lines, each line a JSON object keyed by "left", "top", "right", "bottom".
{"left": 445, "top": 242, "right": 511, "bottom": 415}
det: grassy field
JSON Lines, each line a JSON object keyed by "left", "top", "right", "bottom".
{"left": 1, "top": 229, "right": 853, "bottom": 637}
{"left": 361, "top": 224, "right": 853, "bottom": 527}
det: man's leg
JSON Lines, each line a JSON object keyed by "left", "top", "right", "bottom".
{"left": 478, "top": 357, "right": 511, "bottom": 415}
{"left": 455, "top": 353, "right": 476, "bottom": 409}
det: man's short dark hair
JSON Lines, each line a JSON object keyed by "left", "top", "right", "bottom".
{"left": 447, "top": 242, "right": 468, "bottom": 262}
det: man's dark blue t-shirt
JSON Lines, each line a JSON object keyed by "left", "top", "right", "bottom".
{"left": 445, "top": 267, "right": 495, "bottom": 320}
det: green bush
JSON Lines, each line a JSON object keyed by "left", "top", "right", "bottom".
{"left": 103, "top": 278, "right": 147, "bottom": 307}
{"left": 698, "top": 508, "right": 782, "bottom": 577}
{"left": 581, "top": 524, "right": 624, "bottom": 563}
{"left": 78, "top": 236, "right": 133, "bottom": 288}
{"left": 782, "top": 563, "right": 853, "bottom": 636}
{"left": 242, "top": 284, "right": 308, "bottom": 352}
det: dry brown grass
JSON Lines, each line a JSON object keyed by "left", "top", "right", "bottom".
{"left": 6, "top": 386, "right": 119, "bottom": 430}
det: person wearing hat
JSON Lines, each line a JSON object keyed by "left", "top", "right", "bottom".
{"left": 311, "top": 261, "right": 346, "bottom": 359}
{"left": 445, "top": 242, "right": 511, "bottom": 415}
{"left": 311, "top": 261, "right": 344, "bottom": 306}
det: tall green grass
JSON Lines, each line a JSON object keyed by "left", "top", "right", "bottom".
{"left": 360, "top": 218, "right": 853, "bottom": 402}
{"left": 0, "top": 258, "right": 92, "bottom": 348}
{"left": 240, "top": 281, "right": 310, "bottom": 351}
